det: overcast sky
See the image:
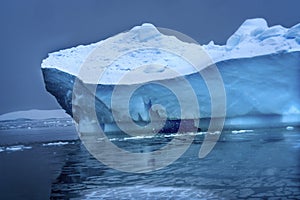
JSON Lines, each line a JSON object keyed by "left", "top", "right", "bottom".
{"left": 0, "top": 0, "right": 300, "bottom": 114}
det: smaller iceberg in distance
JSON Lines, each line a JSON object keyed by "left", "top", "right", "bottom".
{"left": 0, "top": 109, "right": 73, "bottom": 131}
{"left": 0, "top": 109, "right": 70, "bottom": 121}
{"left": 41, "top": 18, "right": 300, "bottom": 133}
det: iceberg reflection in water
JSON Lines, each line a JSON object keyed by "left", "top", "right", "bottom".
{"left": 0, "top": 117, "right": 299, "bottom": 199}
{"left": 50, "top": 127, "right": 300, "bottom": 199}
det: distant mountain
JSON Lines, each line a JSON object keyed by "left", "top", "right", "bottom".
{"left": 0, "top": 109, "right": 71, "bottom": 121}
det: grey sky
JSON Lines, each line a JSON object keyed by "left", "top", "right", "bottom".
{"left": 0, "top": 0, "right": 300, "bottom": 114}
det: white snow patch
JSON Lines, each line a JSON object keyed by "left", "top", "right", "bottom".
{"left": 203, "top": 18, "right": 300, "bottom": 63}
{"left": 42, "top": 23, "right": 212, "bottom": 84}
{"left": 42, "top": 18, "right": 300, "bottom": 85}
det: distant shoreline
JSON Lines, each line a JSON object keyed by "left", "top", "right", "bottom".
{"left": 0, "top": 109, "right": 70, "bottom": 121}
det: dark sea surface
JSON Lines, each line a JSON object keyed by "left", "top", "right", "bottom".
{"left": 0, "top": 120, "right": 299, "bottom": 199}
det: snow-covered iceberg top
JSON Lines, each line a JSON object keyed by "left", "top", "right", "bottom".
{"left": 42, "top": 18, "right": 300, "bottom": 85}
{"left": 204, "top": 18, "right": 300, "bottom": 62}
{"left": 42, "top": 23, "right": 211, "bottom": 84}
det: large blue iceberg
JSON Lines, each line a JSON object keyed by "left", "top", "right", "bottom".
{"left": 41, "top": 18, "right": 300, "bottom": 133}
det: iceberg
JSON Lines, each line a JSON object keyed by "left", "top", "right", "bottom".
{"left": 0, "top": 109, "right": 70, "bottom": 121}
{"left": 41, "top": 18, "right": 300, "bottom": 134}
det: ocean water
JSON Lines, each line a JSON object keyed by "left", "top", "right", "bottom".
{"left": 0, "top": 120, "right": 299, "bottom": 199}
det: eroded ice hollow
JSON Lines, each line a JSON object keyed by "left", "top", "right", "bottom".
{"left": 42, "top": 18, "right": 300, "bottom": 133}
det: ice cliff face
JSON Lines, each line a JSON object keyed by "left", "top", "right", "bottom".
{"left": 41, "top": 18, "right": 300, "bottom": 132}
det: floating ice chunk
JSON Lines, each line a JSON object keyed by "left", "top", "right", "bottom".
{"left": 5, "top": 145, "right": 32, "bottom": 152}
{"left": 42, "top": 141, "right": 73, "bottom": 146}
{"left": 286, "top": 126, "right": 294, "bottom": 131}
{"left": 231, "top": 129, "right": 254, "bottom": 134}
